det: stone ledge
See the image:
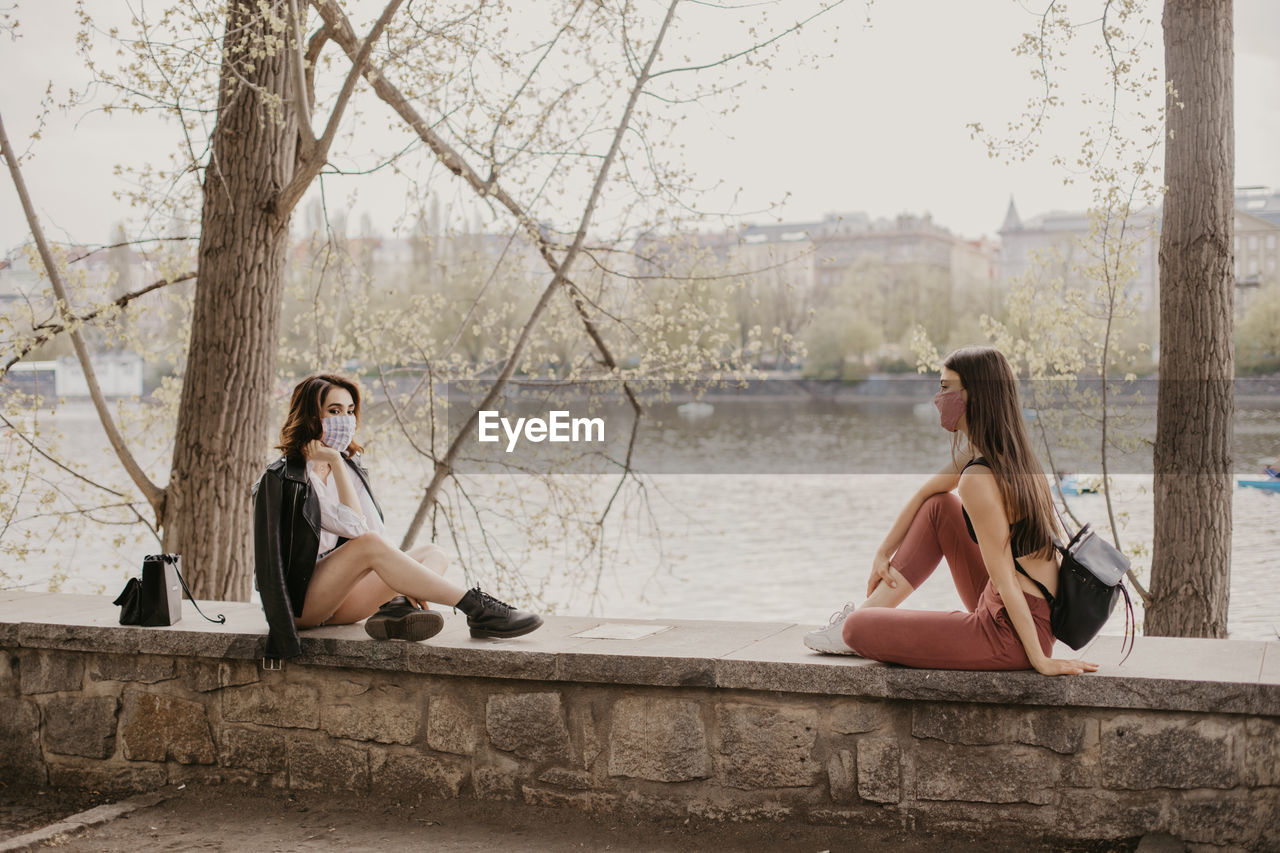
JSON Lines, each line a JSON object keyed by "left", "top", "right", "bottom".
{"left": 2, "top": 592, "right": 1277, "bottom": 716}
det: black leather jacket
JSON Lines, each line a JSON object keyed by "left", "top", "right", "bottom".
{"left": 252, "top": 453, "right": 383, "bottom": 659}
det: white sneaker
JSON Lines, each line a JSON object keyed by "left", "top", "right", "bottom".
{"left": 803, "top": 602, "right": 858, "bottom": 655}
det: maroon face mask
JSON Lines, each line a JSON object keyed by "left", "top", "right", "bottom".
{"left": 933, "top": 389, "right": 966, "bottom": 432}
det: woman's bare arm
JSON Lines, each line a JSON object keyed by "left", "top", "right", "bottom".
{"left": 875, "top": 455, "right": 973, "bottom": 557}
{"left": 868, "top": 453, "right": 975, "bottom": 595}
{"left": 328, "top": 458, "right": 365, "bottom": 518}
{"left": 304, "top": 440, "right": 366, "bottom": 521}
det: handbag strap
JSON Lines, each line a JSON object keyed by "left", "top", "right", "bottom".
{"left": 168, "top": 559, "right": 227, "bottom": 625}
{"left": 1117, "top": 583, "right": 1135, "bottom": 666}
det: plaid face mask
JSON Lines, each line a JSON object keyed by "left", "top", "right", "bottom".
{"left": 320, "top": 415, "right": 356, "bottom": 453}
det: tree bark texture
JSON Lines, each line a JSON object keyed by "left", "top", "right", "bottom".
{"left": 1149, "top": 0, "right": 1234, "bottom": 637}
{"left": 164, "top": 7, "right": 299, "bottom": 600}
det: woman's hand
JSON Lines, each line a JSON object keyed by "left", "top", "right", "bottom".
{"left": 867, "top": 550, "right": 897, "bottom": 598}
{"left": 1032, "top": 656, "right": 1100, "bottom": 677}
{"left": 303, "top": 439, "right": 342, "bottom": 465}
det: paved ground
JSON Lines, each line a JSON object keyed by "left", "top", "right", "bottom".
{"left": 1, "top": 784, "right": 1138, "bottom": 853}
{"left": 0, "top": 786, "right": 115, "bottom": 842}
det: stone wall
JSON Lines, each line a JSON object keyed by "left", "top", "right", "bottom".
{"left": 2, "top": 646, "right": 1276, "bottom": 850}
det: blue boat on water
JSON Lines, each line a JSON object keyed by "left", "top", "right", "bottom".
{"left": 1056, "top": 475, "right": 1098, "bottom": 496}
{"left": 1238, "top": 478, "right": 1280, "bottom": 493}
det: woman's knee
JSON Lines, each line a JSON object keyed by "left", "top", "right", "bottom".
{"left": 350, "top": 531, "right": 392, "bottom": 557}
{"left": 841, "top": 610, "right": 874, "bottom": 654}
{"left": 922, "top": 491, "right": 960, "bottom": 520}
{"left": 408, "top": 542, "right": 448, "bottom": 572}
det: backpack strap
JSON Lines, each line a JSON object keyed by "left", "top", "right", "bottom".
{"left": 968, "top": 457, "right": 1058, "bottom": 604}
{"left": 1013, "top": 558, "right": 1054, "bottom": 606}
{"left": 1049, "top": 495, "right": 1073, "bottom": 549}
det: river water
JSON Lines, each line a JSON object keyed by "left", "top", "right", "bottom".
{"left": 3, "top": 392, "right": 1278, "bottom": 642}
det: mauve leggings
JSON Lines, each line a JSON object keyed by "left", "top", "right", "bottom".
{"left": 841, "top": 492, "right": 1055, "bottom": 670}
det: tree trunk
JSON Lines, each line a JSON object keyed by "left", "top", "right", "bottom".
{"left": 163, "top": 7, "right": 298, "bottom": 600}
{"left": 1148, "top": 0, "right": 1234, "bottom": 637}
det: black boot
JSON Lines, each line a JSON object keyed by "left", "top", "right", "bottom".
{"left": 364, "top": 595, "right": 445, "bottom": 642}
{"left": 455, "top": 586, "right": 543, "bottom": 639}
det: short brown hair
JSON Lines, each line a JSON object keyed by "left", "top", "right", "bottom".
{"left": 276, "top": 373, "right": 365, "bottom": 460}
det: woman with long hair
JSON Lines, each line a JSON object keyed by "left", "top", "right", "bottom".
{"left": 253, "top": 373, "right": 542, "bottom": 659}
{"left": 803, "top": 346, "right": 1099, "bottom": 675}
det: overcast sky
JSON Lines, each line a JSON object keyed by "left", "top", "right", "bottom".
{"left": 1, "top": 0, "right": 1276, "bottom": 251}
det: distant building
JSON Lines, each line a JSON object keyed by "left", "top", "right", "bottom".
{"left": 3, "top": 354, "right": 144, "bottom": 398}
{"left": 735, "top": 211, "right": 998, "bottom": 298}
{"left": 997, "top": 198, "right": 1161, "bottom": 313}
{"left": 0, "top": 244, "right": 164, "bottom": 312}
{"left": 623, "top": 212, "right": 1000, "bottom": 365}
{"left": 735, "top": 226, "right": 816, "bottom": 297}
{"left": 331, "top": 232, "right": 545, "bottom": 293}
{"left": 998, "top": 187, "right": 1280, "bottom": 322}
{"left": 54, "top": 353, "right": 144, "bottom": 397}
{"left": 1232, "top": 190, "right": 1280, "bottom": 354}
{"left": 2, "top": 243, "right": 175, "bottom": 396}
{"left": 0, "top": 253, "right": 46, "bottom": 309}
{"left": 1236, "top": 186, "right": 1280, "bottom": 227}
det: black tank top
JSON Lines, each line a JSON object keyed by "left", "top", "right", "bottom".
{"left": 960, "top": 457, "right": 1038, "bottom": 558}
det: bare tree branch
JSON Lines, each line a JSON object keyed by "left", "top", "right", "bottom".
{"left": 63, "top": 236, "right": 196, "bottom": 266}
{"left": 288, "top": 0, "right": 318, "bottom": 157}
{"left": 399, "top": 0, "right": 684, "bottom": 547}
{"left": 310, "top": 0, "right": 828, "bottom": 558}
{"left": 311, "top": 0, "right": 646, "bottom": 434}
{"left": 0, "top": 411, "right": 128, "bottom": 500}
{"left": 372, "top": 360, "right": 440, "bottom": 464}
{"left": 0, "top": 109, "right": 165, "bottom": 518}
{"left": 305, "top": 25, "right": 331, "bottom": 110}
{"left": 650, "top": 0, "right": 847, "bottom": 78}
{"left": 0, "top": 432, "right": 34, "bottom": 543}
{"left": 278, "top": 0, "right": 405, "bottom": 214}
{"left": 2, "top": 272, "right": 196, "bottom": 378}
{"left": 310, "top": 0, "right": 547, "bottom": 248}
{"left": 486, "top": 0, "right": 590, "bottom": 170}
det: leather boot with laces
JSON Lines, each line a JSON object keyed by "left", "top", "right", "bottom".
{"left": 364, "top": 595, "right": 445, "bottom": 642}
{"left": 455, "top": 586, "right": 544, "bottom": 639}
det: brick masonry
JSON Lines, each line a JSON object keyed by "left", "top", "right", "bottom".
{"left": 1, "top": 645, "right": 1277, "bottom": 849}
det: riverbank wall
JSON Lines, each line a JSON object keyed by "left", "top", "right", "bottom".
{"left": 2, "top": 592, "right": 1276, "bottom": 850}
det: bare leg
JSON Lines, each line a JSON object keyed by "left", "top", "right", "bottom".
{"left": 297, "top": 533, "right": 466, "bottom": 628}
{"left": 859, "top": 567, "right": 916, "bottom": 609}
{"left": 305, "top": 541, "right": 454, "bottom": 627}
{"left": 405, "top": 543, "right": 448, "bottom": 576}
{"left": 859, "top": 493, "right": 988, "bottom": 613}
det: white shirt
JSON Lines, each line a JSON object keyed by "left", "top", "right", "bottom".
{"left": 307, "top": 459, "right": 386, "bottom": 556}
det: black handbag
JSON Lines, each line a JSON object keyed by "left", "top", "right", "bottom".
{"left": 1015, "top": 511, "right": 1135, "bottom": 664}
{"left": 113, "top": 554, "right": 226, "bottom": 627}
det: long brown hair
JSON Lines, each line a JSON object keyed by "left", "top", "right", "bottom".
{"left": 276, "top": 374, "right": 365, "bottom": 460}
{"left": 945, "top": 346, "right": 1059, "bottom": 560}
